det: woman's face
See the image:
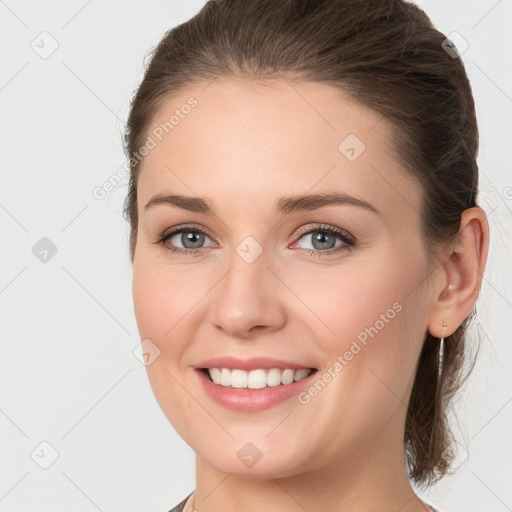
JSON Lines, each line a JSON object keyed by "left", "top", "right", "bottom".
{"left": 132, "top": 77, "right": 436, "bottom": 478}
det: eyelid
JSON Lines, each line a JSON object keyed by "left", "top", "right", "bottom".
{"left": 159, "top": 223, "right": 217, "bottom": 242}
{"left": 156, "top": 222, "right": 354, "bottom": 244}
{"left": 154, "top": 222, "right": 356, "bottom": 256}
{"left": 293, "top": 223, "right": 355, "bottom": 243}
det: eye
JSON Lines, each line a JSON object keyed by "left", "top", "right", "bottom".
{"left": 152, "top": 224, "right": 215, "bottom": 257}
{"left": 290, "top": 224, "right": 356, "bottom": 257}
{"left": 152, "top": 223, "right": 356, "bottom": 258}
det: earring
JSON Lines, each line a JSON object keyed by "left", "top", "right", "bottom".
{"left": 438, "top": 321, "right": 447, "bottom": 379}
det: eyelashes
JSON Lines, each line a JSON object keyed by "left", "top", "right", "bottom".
{"left": 289, "top": 224, "right": 356, "bottom": 258}
{"left": 152, "top": 223, "right": 356, "bottom": 259}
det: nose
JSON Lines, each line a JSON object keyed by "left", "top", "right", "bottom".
{"left": 208, "top": 250, "right": 287, "bottom": 340}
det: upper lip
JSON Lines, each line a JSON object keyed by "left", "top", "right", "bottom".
{"left": 195, "top": 356, "right": 316, "bottom": 371}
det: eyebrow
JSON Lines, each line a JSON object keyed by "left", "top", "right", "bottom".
{"left": 144, "top": 191, "right": 381, "bottom": 216}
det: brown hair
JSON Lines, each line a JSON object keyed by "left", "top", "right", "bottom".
{"left": 123, "top": 0, "right": 481, "bottom": 488}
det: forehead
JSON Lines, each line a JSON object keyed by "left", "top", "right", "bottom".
{"left": 136, "top": 77, "right": 421, "bottom": 222}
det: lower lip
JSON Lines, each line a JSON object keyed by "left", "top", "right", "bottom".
{"left": 195, "top": 369, "right": 318, "bottom": 412}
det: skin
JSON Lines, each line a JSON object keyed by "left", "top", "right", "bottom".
{"left": 131, "top": 77, "right": 489, "bottom": 512}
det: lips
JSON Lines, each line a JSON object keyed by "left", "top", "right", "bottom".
{"left": 195, "top": 364, "right": 319, "bottom": 411}
{"left": 195, "top": 356, "right": 316, "bottom": 372}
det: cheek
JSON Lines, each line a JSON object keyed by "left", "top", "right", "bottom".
{"left": 293, "top": 259, "right": 406, "bottom": 348}
{"left": 132, "top": 265, "right": 168, "bottom": 341}
{"left": 132, "top": 260, "right": 200, "bottom": 438}
{"left": 132, "top": 254, "right": 203, "bottom": 345}
{"left": 298, "top": 254, "right": 427, "bottom": 400}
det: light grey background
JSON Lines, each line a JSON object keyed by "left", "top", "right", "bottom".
{"left": 1, "top": 1, "right": 511, "bottom": 511}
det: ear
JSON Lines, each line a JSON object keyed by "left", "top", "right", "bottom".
{"left": 427, "top": 206, "right": 490, "bottom": 338}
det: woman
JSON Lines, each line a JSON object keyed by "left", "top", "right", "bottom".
{"left": 122, "top": 1, "right": 489, "bottom": 510}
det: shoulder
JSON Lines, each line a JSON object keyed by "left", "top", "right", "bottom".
{"left": 165, "top": 491, "right": 193, "bottom": 512}
{"left": 427, "top": 505, "right": 448, "bottom": 512}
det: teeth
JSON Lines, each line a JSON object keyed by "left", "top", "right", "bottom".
{"left": 207, "top": 367, "right": 313, "bottom": 389}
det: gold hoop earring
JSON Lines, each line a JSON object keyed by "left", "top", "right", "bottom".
{"left": 438, "top": 321, "right": 447, "bottom": 380}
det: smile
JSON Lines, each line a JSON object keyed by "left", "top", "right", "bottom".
{"left": 203, "top": 367, "right": 314, "bottom": 389}
{"left": 195, "top": 367, "right": 319, "bottom": 412}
